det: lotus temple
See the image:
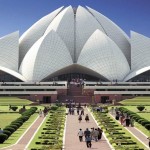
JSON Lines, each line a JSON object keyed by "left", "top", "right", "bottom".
{"left": 0, "top": 5, "right": 150, "bottom": 103}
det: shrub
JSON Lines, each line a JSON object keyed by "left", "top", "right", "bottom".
{"left": 145, "top": 124, "right": 150, "bottom": 130}
{"left": 51, "top": 106, "right": 58, "bottom": 110}
{"left": 11, "top": 106, "right": 18, "bottom": 111}
{"left": 4, "top": 127, "right": 15, "bottom": 134}
{"left": 0, "top": 134, "right": 8, "bottom": 143}
{"left": 3, "top": 130, "right": 11, "bottom": 137}
{"left": 11, "top": 122, "right": 21, "bottom": 128}
{"left": 9, "top": 125, "right": 18, "bottom": 130}
{"left": 137, "top": 106, "right": 145, "bottom": 112}
{"left": 141, "top": 121, "right": 150, "bottom": 126}
{"left": 12, "top": 120, "right": 23, "bottom": 125}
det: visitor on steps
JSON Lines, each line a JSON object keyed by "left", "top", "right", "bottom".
{"left": 77, "top": 107, "right": 80, "bottom": 115}
{"left": 77, "top": 129, "right": 84, "bottom": 142}
{"left": 85, "top": 114, "right": 89, "bottom": 122}
{"left": 81, "top": 108, "right": 84, "bottom": 115}
{"left": 78, "top": 114, "right": 82, "bottom": 123}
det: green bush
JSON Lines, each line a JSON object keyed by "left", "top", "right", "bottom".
{"left": 11, "top": 122, "right": 21, "bottom": 128}
{"left": 0, "top": 134, "right": 8, "bottom": 143}
{"left": 145, "top": 124, "right": 150, "bottom": 130}
{"left": 4, "top": 127, "right": 15, "bottom": 134}
{"left": 3, "top": 130, "right": 11, "bottom": 137}
{"left": 11, "top": 106, "right": 18, "bottom": 111}
{"left": 141, "top": 121, "right": 150, "bottom": 126}
{"left": 9, "top": 125, "right": 18, "bottom": 130}
{"left": 137, "top": 106, "right": 145, "bottom": 112}
{"left": 51, "top": 106, "right": 58, "bottom": 110}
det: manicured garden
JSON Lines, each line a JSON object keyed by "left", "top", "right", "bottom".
{"left": 91, "top": 107, "right": 146, "bottom": 149}
{"left": 0, "top": 97, "right": 33, "bottom": 105}
{"left": 119, "top": 96, "right": 150, "bottom": 105}
{"left": 28, "top": 105, "right": 66, "bottom": 150}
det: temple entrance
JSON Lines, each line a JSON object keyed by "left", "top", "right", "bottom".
{"left": 101, "top": 96, "right": 109, "bottom": 103}
{"left": 43, "top": 96, "right": 51, "bottom": 103}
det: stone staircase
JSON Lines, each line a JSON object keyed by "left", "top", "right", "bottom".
{"left": 58, "top": 84, "right": 93, "bottom": 103}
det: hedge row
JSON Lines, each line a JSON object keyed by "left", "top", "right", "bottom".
{"left": 92, "top": 108, "right": 144, "bottom": 150}
{"left": 118, "top": 107, "right": 150, "bottom": 131}
{"left": 31, "top": 107, "right": 66, "bottom": 150}
{"left": 0, "top": 107, "right": 37, "bottom": 143}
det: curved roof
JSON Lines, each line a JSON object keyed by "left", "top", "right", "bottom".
{"left": 77, "top": 29, "right": 130, "bottom": 81}
{"left": 76, "top": 6, "right": 105, "bottom": 61}
{"left": 19, "top": 30, "right": 73, "bottom": 81}
{"left": 0, "top": 66, "right": 26, "bottom": 81}
{"left": 44, "top": 6, "right": 75, "bottom": 60}
{"left": 0, "top": 31, "right": 19, "bottom": 72}
{"left": 19, "top": 6, "right": 63, "bottom": 65}
{"left": 131, "top": 31, "right": 150, "bottom": 72}
{"left": 86, "top": 6, "right": 131, "bottom": 64}
{"left": 124, "top": 66, "right": 150, "bottom": 81}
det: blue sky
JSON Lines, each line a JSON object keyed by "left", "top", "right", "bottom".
{"left": 0, "top": 0, "right": 150, "bottom": 38}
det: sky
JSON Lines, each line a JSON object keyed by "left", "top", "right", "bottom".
{"left": 0, "top": 0, "right": 150, "bottom": 38}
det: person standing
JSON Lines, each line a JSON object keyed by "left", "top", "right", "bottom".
{"left": 85, "top": 114, "right": 89, "bottom": 122}
{"left": 77, "top": 107, "right": 80, "bottom": 115}
{"left": 78, "top": 114, "right": 82, "bottom": 123}
{"left": 77, "top": 129, "right": 84, "bottom": 142}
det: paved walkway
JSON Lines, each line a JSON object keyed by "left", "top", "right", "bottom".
{"left": 109, "top": 112, "right": 150, "bottom": 149}
{"left": 64, "top": 108, "right": 112, "bottom": 150}
{"left": 1, "top": 116, "right": 45, "bottom": 150}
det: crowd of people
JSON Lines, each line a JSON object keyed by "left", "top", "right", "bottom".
{"left": 77, "top": 128, "right": 103, "bottom": 148}
{"left": 111, "top": 107, "right": 134, "bottom": 127}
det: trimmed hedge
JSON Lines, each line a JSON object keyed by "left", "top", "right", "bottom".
{"left": 2, "top": 107, "right": 37, "bottom": 143}
{"left": 0, "top": 134, "right": 8, "bottom": 143}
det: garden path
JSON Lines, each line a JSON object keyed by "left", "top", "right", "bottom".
{"left": 1, "top": 116, "right": 44, "bottom": 150}
{"left": 109, "top": 112, "right": 150, "bottom": 149}
{"left": 64, "top": 107, "right": 112, "bottom": 150}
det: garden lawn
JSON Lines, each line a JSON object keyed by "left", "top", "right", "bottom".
{"left": 0, "top": 113, "right": 38, "bottom": 148}
{"left": 0, "top": 113, "right": 21, "bottom": 128}
{"left": 0, "top": 106, "right": 44, "bottom": 112}
{"left": 0, "top": 97, "right": 33, "bottom": 105}
{"left": 119, "top": 96, "right": 150, "bottom": 105}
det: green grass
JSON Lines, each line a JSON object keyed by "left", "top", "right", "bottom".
{"left": 0, "top": 97, "right": 33, "bottom": 105}
{"left": 119, "top": 96, "right": 150, "bottom": 105}
{"left": 0, "top": 113, "right": 21, "bottom": 128}
{"left": 0, "top": 113, "right": 38, "bottom": 148}
{"left": 0, "top": 106, "right": 44, "bottom": 113}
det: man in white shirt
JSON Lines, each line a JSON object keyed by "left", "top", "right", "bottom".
{"left": 77, "top": 129, "right": 84, "bottom": 142}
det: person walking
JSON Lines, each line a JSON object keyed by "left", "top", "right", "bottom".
{"left": 39, "top": 109, "right": 42, "bottom": 117}
{"left": 85, "top": 135, "right": 92, "bottom": 148}
{"left": 85, "top": 114, "right": 89, "bottom": 122}
{"left": 93, "top": 129, "right": 99, "bottom": 142}
{"left": 84, "top": 128, "right": 91, "bottom": 138}
{"left": 97, "top": 128, "right": 103, "bottom": 140}
{"left": 81, "top": 108, "right": 84, "bottom": 115}
{"left": 147, "top": 137, "right": 150, "bottom": 148}
{"left": 78, "top": 114, "right": 82, "bottom": 123}
{"left": 77, "top": 129, "right": 84, "bottom": 142}
{"left": 77, "top": 107, "right": 80, "bottom": 115}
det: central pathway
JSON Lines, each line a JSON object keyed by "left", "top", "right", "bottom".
{"left": 64, "top": 108, "right": 112, "bottom": 150}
